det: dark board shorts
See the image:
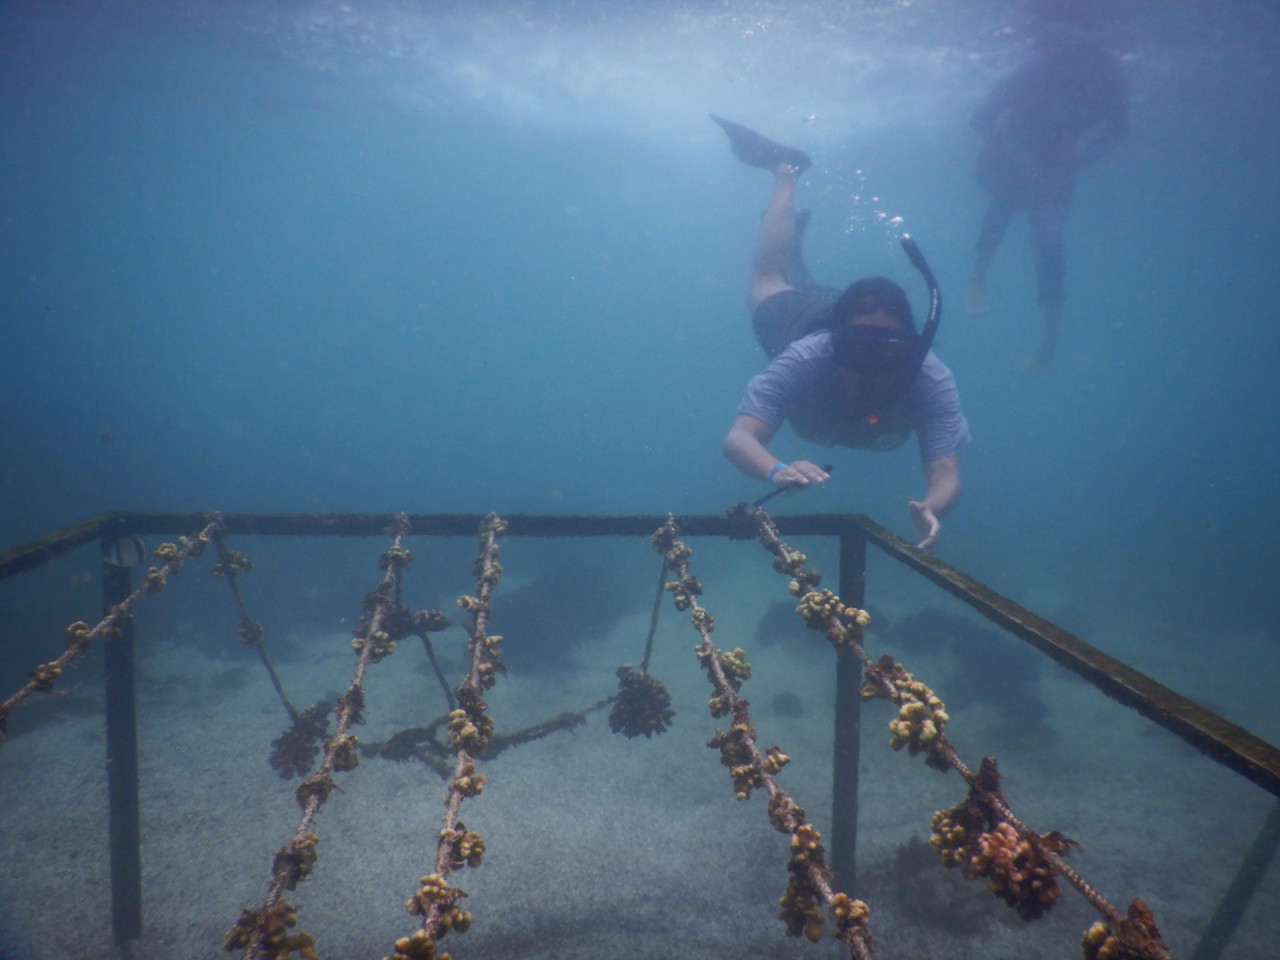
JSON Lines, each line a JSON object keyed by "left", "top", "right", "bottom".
{"left": 752, "top": 286, "right": 840, "bottom": 359}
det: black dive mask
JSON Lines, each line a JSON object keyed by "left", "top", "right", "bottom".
{"left": 834, "top": 323, "right": 920, "bottom": 381}
{"left": 830, "top": 235, "right": 942, "bottom": 408}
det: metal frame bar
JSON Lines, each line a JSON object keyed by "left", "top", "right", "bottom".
{"left": 845, "top": 514, "right": 1280, "bottom": 799}
{"left": 0, "top": 510, "right": 127, "bottom": 582}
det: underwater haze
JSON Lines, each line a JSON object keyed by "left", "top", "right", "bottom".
{"left": 2, "top": 0, "right": 1280, "bottom": 956}
{"left": 4, "top": 0, "right": 1279, "bottom": 623}
{"left": 5, "top": 1, "right": 1280, "bottom": 647}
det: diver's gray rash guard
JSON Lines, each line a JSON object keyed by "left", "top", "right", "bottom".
{"left": 737, "top": 330, "right": 971, "bottom": 463}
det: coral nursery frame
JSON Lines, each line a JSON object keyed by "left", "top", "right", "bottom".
{"left": 2, "top": 509, "right": 1278, "bottom": 956}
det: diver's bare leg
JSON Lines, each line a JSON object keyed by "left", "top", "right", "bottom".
{"left": 1025, "top": 300, "right": 1062, "bottom": 373}
{"left": 1024, "top": 195, "right": 1068, "bottom": 371}
{"left": 750, "top": 164, "right": 804, "bottom": 311}
{"left": 966, "top": 196, "right": 1016, "bottom": 315}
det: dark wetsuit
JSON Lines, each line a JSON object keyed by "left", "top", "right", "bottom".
{"left": 973, "top": 41, "right": 1129, "bottom": 306}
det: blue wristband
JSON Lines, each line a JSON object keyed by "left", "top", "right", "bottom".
{"left": 767, "top": 462, "right": 789, "bottom": 482}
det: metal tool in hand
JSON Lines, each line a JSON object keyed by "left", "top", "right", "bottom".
{"left": 752, "top": 464, "right": 834, "bottom": 508}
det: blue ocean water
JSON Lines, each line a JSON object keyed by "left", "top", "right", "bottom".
{"left": 4, "top": 0, "right": 1277, "bottom": 642}
{"left": 1, "top": 2, "right": 1278, "bottom": 954}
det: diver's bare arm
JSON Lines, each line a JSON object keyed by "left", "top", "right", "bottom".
{"left": 722, "top": 414, "right": 829, "bottom": 488}
{"left": 723, "top": 414, "right": 780, "bottom": 479}
{"left": 919, "top": 456, "right": 961, "bottom": 517}
{"left": 908, "top": 456, "right": 960, "bottom": 551}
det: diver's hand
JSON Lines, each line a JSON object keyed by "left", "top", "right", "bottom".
{"left": 773, "top": 460, "right": 829, "bottom": 491}
{"left": 909, "top": 501, "right": 940, "bottom": 552}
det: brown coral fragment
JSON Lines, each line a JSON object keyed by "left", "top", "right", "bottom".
{"left": 380, "top": 543, "right": 414, "bottom": 572}
{"left": 27, "top": 662, "right": 63, "bottom": 692}
{"left": 717, "top": 647, "right": 752, "bottom": 690}
{"left": 406, "top": 874, "right": 471, "bottom": 937}
{"left": 269, "top": 699, "right": 332, "bottom": 780}
{"left": 609, "top": 665, "right": 675, "bottom": 738}
{"left": 443, "top": 823, "right": 486, "bottom": 870}
{"left": 794, "top": 589, "right": 869, "bottom": 648}
{"left": 271, "top": 832, "right": 320, "bottom": 891}
{"left": 294, "top": 771, "right": 338, "bottom": 810}
{"left": 1082, "top": 899, "right": 1169, "bottom": 960}
{"left": 930, "top": 805, "right": 983, "bottom": 870}
{"left": 830, "top": 892, "right": 872, "bottom": 941}
{"left": 327, "top": 732, "right": 360, "bottom": 772}
{"left": 767, "top": 792, "right": 807, "bottom": 835}
{"left": 968, "top": 822, "right": 1063, "bottom": 920}
{"left": 223, "top": 900, "right": 318, "bottom": 960}
{"left": 238, "top": 618, "right": 265, "bottom": 647}
{"left": 211, "top": 548, "right": 254, "bottom": 579}
{"left": 707, "top": 724, "right": 771, "bottom": 800}
{"left": 447, "top": 707, "right": 494, "bottom": 755}
{"left": 352, "top": 626, "right": 397, "bottom": 664}
{"left": 451, "top": 759, "right": 486, "bottom": 798}
{"left": 778, "top": 824, "right": 832, "bottom": 942}
{"left": 665, "top": 573, "right": 703, "bottom": 611}
{"left": 386, "top": 928, "right": 451, "bottom": 960}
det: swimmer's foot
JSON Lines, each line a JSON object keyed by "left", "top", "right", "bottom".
{"left": 710, "top": 114, "right": 811, "bottom": 173}
{"left": 964, "top": 278, "right": 990, "bottom": 316}
{"left": 1024, "top": 304, "right": 1061, "bottom": 373}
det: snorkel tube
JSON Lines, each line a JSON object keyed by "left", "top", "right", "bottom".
{"left": 900, "top": 234, "right": 941, "bottom": 360}
{"left": 852, "top": 234, "right": 940, "bottom": 404}
{"left": 827, "top": 234, "right": 943, "bottom": 418}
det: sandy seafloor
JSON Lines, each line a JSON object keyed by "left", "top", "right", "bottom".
{"left": 2, "top": 532, "right": 1278, "bottom": 960}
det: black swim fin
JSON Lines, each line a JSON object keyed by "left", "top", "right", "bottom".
{"left": 710, "top": 114, "right": 811, "bottom": 172}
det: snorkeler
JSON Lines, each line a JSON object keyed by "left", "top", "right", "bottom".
{"left": 712, "top": 116, "right": 970, "bottom": 552}
{"left": 964, "top": 9, "right": 1130, "bottom": 371}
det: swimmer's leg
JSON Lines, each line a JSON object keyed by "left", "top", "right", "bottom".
{"left": 750, "top": 164, "right": 806, "bottom": 311}
{"left": 1024, "top": 196, "right": 1069, "bottom": 372}
{"left": 785, "top": 208, "right": 817, "bottom": 290}
{"left": 967, "top": 193, "right": 1018, "bottom": 316}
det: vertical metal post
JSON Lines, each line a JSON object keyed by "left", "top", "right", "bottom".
{"left": 102, "top": 548, "right": 142, "bottom": 944}
{"left": 831, "top": 526, "right": 866, "bottom": 886}
{"left": 1190, "top": 801, "right": 1280, "bottom": 960}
